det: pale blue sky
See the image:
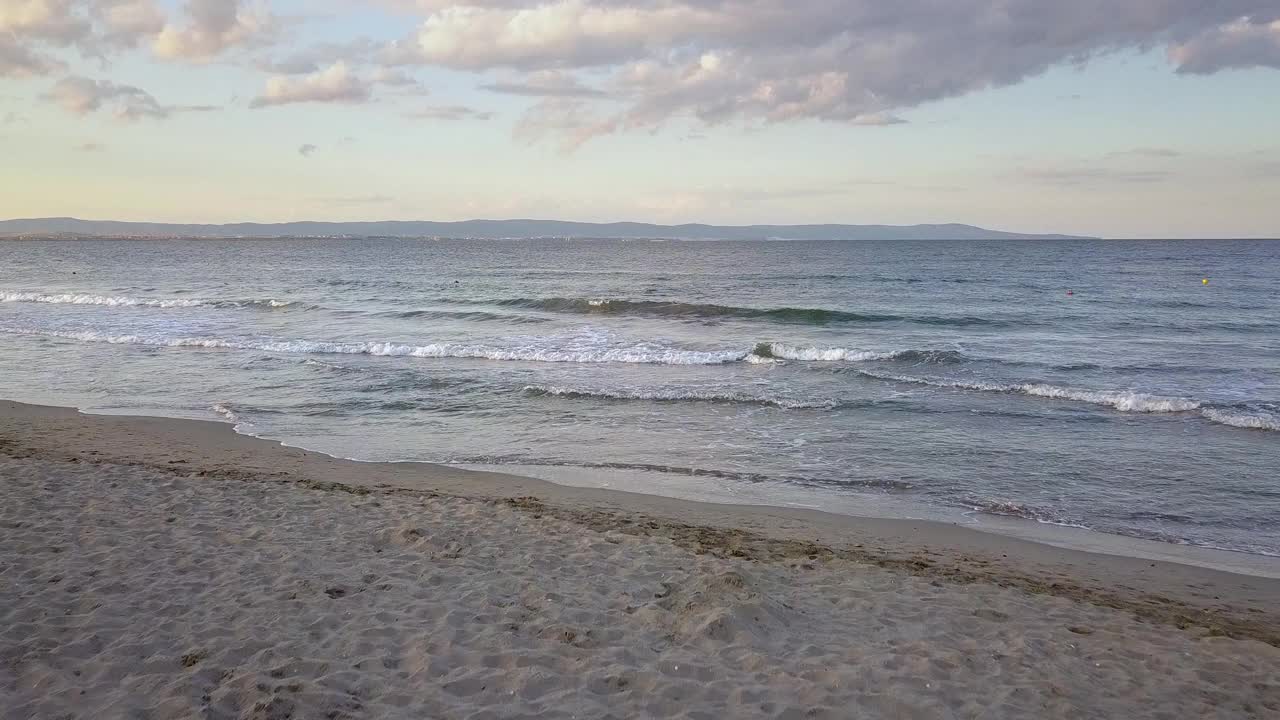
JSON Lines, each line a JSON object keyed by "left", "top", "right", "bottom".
{"left": 2, "top": 1, "right": 1278, "bottom": 237}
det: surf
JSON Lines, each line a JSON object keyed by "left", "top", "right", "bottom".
{"left": 0, "top": 291, "right": 309, "bottom": 311}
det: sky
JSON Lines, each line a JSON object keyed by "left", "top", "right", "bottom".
{"left": 1, "top": 1, "right": 1279, "bottom": 238}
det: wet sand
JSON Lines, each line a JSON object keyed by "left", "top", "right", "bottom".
{"left": 2, "top": 400, "right": 1278, "bottom": 718}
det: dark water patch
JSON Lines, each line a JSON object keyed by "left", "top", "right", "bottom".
{"left": 450, "top": 297, "right": 1013, "bottom": 327}
{"left": 451, "top": 455, "right": 915, "bottom": 492}
{"left": 523, "top": 384, "right": 844, "bottom": 410}
{"left": 391, "top": 309, "right": 550, "bottom": 324}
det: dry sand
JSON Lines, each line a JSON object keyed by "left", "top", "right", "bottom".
{"left": 2, "top": 400, "right": 1278, "bottom": 719}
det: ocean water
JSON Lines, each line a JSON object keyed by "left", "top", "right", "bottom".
{"left": 1, "top": 238, "right": 1277, "bottom": 555}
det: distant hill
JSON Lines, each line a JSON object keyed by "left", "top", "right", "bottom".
{"left": 0, "top": 217, "right": 1095, "bottom": 240}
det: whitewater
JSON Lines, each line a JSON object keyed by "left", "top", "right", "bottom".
{"left": 1, "top": 237, "right": 1277, "bottom": 556}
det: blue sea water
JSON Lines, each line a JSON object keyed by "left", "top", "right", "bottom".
{"left": 1, "top": 237, "right": 1277, "bottom": 555}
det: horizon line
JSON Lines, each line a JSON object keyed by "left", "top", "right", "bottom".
{"left": 3, "top": 216, "right": 1278, "bottom": 240}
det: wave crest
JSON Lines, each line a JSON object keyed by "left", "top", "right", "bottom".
{"left": 1, "top": 291, "right": 308, "bottom": 311}
{"left": 1201, "top": 408, "right": 1280, "bottom": 432}
{"left": 856, "top": 370, "right": 1203, "bottom": 413}
{"left": 969, "top": 500, "right": 1089, "bottom": 529}
{"left": 2, "top": 328, "right": 745, "bottom": 366}
{"left": 753, "top": 343, "right": 970, "bottom": 364}
{"left": 478, "top": 297, "right": 1003, "bottom": 326}
{"left": 523, "top": 384, "right": 838, "bottom": 409}
{"left": 210, "top": 402, "right": 243, "bottom": 425}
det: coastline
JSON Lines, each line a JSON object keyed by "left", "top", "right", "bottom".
{"left": 3, "top": 399, "right": 1278, "bottom": 640}
{"left": 5, "top": 398, "right": 1280, "bottom": 717}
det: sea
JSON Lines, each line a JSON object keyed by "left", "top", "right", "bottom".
{"left": 1, "top": 237, "right": 1277, "bottom": 557}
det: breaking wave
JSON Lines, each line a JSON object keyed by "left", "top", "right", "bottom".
{"left": 6, "top": 326, "right": 1273, "bottom": 431}
{"left": 854, "top": 369, "right": 1203, "bottom": 413}
{"left": 390, "top": 309, "right": 549, "bottom": 324}
{"left": 523, "top": 384, "right": 839, "bottom": 409}
{"left": 968, "top": 500, "right": 1090, "bottom": 529}
{"left": 470, "top": 297, "right": 1006, "bottom": 326}
{"left": 854, "top": 370, "right": 1278, "bottom": 430}
{"left": 752, "top": 342, "right": 969, "bottom": 364}
{"left": 210, "top": 402, "right": 244, "bottom": 425}
{"left": 1200, "top": 407, "right": 1280, "bottom": 432}
{"left": 2, "top": 328, "right": 745, "bottom": 365}
{"left": 0, "top": 291, "right": 309, "bottom": 310}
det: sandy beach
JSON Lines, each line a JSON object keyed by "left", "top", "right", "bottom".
{"left": 2, "top": 400, "right": 1278, "bottom": 719}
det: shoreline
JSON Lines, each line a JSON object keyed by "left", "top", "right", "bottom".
{"left": 6, "top": 398, "right": 1280, "bottom": 717}
{"left": 15, "top": 389, "right": 1280, "bottom": 574}
{"left": 12, "top": 394, "right": 1280, "bottom": 576}
{"left": 3, "top": 398, "right": 1279, "bottom": 648}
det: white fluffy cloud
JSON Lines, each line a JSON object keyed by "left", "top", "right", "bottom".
{"left": 153, "top": 0, "right": 272, "bottom": 61}
{"left": 408, "top": 104, "right": 493, "bottom": 120}
{"left": 4, "top": 1, "right": 1279, "bottom": 145}
{"left": 92, "top": 0, "right": 165, "bottom": 47}
{"left": 48, "top": 75, "right": 157, "bottom": 116}
{"left": 0, "top": 0, "right": 91, "bottom": 44}
{"left": 0, "top": 0, "right": 256, "bottom": 76}
{"left": 250, "top": 61, "right": 371, "bottom": 108}
{"left": 389, "top": 0, "right": 718, "bottom": 69}
{"left": 46, "top": 74, "right": 217, "bottom": 119}
{"left": 0, "top": 1, "right": 168, "bottom": 68}
{"left": 382, "top": 0, "right": 1280, "bottom": 144}
{"left": 1171, "top": 19, "right": 1280, "bottom": 73}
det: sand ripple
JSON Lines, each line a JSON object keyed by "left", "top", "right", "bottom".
{"left": 2, "top": 456, "right": 1278, "bottom": 719}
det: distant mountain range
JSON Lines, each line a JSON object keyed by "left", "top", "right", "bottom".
{"left": 0, "top": 217, "right": 1095, "bottom": 240}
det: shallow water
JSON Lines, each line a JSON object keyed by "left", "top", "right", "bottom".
{"left": 1, "top": 237, "right": 1277, "bottom": 554}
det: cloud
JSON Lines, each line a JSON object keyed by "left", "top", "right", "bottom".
{"left": 480, "top": 70, "right": 606, "bottom": 97}
{"left": 512, "top": 98, "right": 614, "bottom": 151}
{"left": 75, "top": 141, "right": 105, "bottom": 151}
{"left": 297, "top": 143, "right": 317, "bottom": 156}
{"left": 0, "top": 0, "right": 90, "bottom": 45}
{"left": 381, "top": 1, "right": 1280, "bottom": 146}
{"left": 254, "top": 37, "right": 379, "bottom": 75}
{"left": 1016, "top": 167, "right": 1174, "bottom": 186}
{"left": 1171, "top": 18, "right": 1280, "bottom": 73}
{"left": 408, "top": 104, "right": 493, "bottom": 120}
{"left": 46, "top": 75, "right": 218, "bottom": 119}
{"left": 91, "top": 0, "right": 166, "bottom": 47}
{"left": 153, "top": 0, "right": 273, "bottom": 61}
{"left": 370, "top": 67, "right": 417, "bottom": 86}
{"left": 850, "top": 112, "right": 907, "bottom": 126}
{"left": 371, "top": 67, "right": 431, "bottom": 95}
{"left": 388, "top": 0, "right": 715, "bottom": 70}
{"left": 0, "top": 0, "right": 93, "bottom": 74}
{"left": 316, "top": 194, "right": 395, "bottom": 205}
{"left": 1107, "top": 147, "right": 1183, "bottom": 159}
{"left": 47, "top": 75, "right": 163, "bottom": 118}
{"left": 255, "top": 55, "right": 319, "bottom": 75}
{"left": 0, "top": 35, "right": 64, "bottom": 77}
{"left": 0, "top": 1, "right": 167, "bottom": 66}
{"left": 250, "top": 61, "right": 371, "bottom": 108}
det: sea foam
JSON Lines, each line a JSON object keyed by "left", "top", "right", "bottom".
{"left": 523, "top": 384, "right": 838, "bottom": 409}
{"left": 856, "top": 370, "right": 1203, "bottom": 413}
{"left": 0, "top": 291, "right": 304, "bottom": 310}
{"left": 1, "top": 328, "right": 745, "bottom": 365}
